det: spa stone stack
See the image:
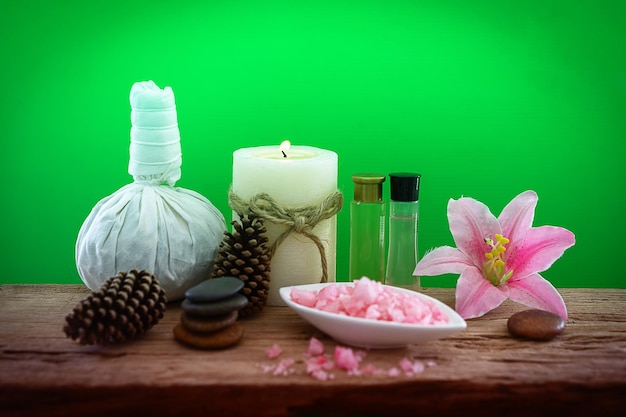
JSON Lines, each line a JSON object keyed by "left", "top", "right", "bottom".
{"left": 173, "top": 277, "right": 246, "bottom": 349}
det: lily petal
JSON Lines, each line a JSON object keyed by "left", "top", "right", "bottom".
{"left": 455, "top": 267, "right": 509, "bottom": 319}
{"left": 508, "top": 226, "right": 576, "bottom": 279}
{"left": 498, "top": 190, "right": 537, "bottom": 239}
{"left": 498, "top": 190, "right": 537, "bottom": 260}
{"left": 508, "top": 273, "right": 567, "bottom": 319}
{"left": 413, "top": 246, "right": 474, "bottom": 276}
{"left": 448, "top": 196, "right": 501, "bottom": 267}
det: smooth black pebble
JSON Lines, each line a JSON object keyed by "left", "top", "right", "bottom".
{"left": 182, "top": 293, "right": 249, "bottom": 317}
{"left": 185, "top": 277, "right": 244, "bottom": 302}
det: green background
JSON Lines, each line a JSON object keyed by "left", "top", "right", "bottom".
{"left": 1, "top": 0, "right": 624, "bottom": 288}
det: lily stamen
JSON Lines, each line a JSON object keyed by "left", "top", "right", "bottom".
{"left": 483, "top": 234, "right": 512, "bottom": 286}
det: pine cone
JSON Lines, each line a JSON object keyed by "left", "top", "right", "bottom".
{"left": 64, "top": 269, "right": 167, "bottom": 345}
{"left": 211, "top": 213, "right": 271, "bottom": 316}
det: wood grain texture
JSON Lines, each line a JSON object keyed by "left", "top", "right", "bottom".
{"left": 1, "top": 285, "right": 624, "bottom": 417}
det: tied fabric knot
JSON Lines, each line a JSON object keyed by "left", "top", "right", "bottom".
{"left": 228, "top": 187, "right": 343, "bottom": 283}
{"left": 294, "top": 215, "right": 307, "bottom": 233}
{"left": 131, "top": 160, "right": 181, "bottom": 186}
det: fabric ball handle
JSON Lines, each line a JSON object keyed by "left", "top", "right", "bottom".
{"left": 129, "top": 80, "right": 182, "bottom": 186}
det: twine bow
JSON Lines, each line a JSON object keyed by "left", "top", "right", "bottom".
{"left": 228, "top": 187, "right": 343, "bottom": 283}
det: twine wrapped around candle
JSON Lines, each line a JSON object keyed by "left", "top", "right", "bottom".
{"left": 229, "top": 187, "right": 343, "bottom": 283}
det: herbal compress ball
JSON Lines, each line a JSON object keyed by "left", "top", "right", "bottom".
{"left": 75, "top": 81, "right": 226, "bottom": 300}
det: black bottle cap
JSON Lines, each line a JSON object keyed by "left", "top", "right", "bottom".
{"left": 389, "top": 173, "right": 421, "bottom": 202}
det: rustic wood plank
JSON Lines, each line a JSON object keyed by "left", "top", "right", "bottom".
{"left": 1, "top": 285, "right": 624, "bottom": 417}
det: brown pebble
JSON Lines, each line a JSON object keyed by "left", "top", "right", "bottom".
{"left": 180, "top": 310, "right": 239, "bottom": 333}
{"left": 507, "top": 309, "right": 565, "bottom": 340}
{"left": 173, "top": 322, "right": 244, "bottom": 349}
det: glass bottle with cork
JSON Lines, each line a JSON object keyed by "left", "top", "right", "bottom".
{"left": 349, "top": 173, "right": 386, "bottom": 282}
{"left": 386, "top": 173, "right": 421, "bottom": 290}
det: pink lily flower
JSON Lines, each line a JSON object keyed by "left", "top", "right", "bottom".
{"left": 413, "top": 190, "right": 575, "bottom": 320}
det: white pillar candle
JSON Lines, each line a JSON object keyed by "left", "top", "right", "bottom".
{"left": 232, "top": 142, "right": 339, "bottom": 305}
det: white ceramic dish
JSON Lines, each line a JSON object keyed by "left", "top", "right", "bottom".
{"left": 279, "top": 282, "right": 467, "bottom": 349}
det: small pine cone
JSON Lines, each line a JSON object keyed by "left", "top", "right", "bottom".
{"left": 64, "top": 269, "right": 167, "bottom": 345}
{"left": 212, "top": 213, "right": 271, "bottom": 316}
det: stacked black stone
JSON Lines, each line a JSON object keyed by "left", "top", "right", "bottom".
{"left": 173, "top": 277, "right": 246, "bottom": 349}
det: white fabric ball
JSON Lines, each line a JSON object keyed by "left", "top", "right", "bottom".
{"left": 76, "top": 184, "right": 225, "bottom": 301}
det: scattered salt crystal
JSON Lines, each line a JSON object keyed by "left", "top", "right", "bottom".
{"left": 304, "top": 337, "right": 331, "bottom": 380}
{"left": 261, "top": 338, "right": 437, "bottom": 380}
{"left": 305, "top": 357, "right": 320, "bottom": 373}
{"left": 266, "top": 343, "right": 282, "bottom": 359}
{"left": 334, "top": 346, "right": 362, "bottom": 371}
{"left": 273, "top": 358, "right": 296, "bottom": 376}
{"left": 361, "top": 363, "right": 384, "bottom": 375}
{"left": 290, "top": 277, "right": 448, "bottom": 325}
{"left": 411, "top": 361, "right": 425, "bottom": 375}
{"left": 399, "top": 357, "right": 425, "bottom": 376}
{"left": 399, "top": 357, "right": 414, "bottom": 373}
{"left": 257, "top": 363, "right": 274, "bottom": 373}
{"left": 354, "top": 349, "right": 368, "bottom": 362}
{"left": 305, "top": 351, "right": 335, "bottom": 380}
{"left": 307, "top": 337, "right": 325, "bottom": 356}
{"left": 305, "top": 356, "right": 328, "bottom": 373}
{"left": 310, "top": 369, "right": 330, "bottom": 381}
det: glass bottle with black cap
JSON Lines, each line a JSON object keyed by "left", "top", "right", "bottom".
{"left": 386, "top": 173, "right": 421, "bottom": 290}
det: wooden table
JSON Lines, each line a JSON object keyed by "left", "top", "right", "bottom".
{"left": 1, "top": 285, "right": 624, "bottom": 417}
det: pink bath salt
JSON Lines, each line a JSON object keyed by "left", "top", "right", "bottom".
{"left": 411, "top": 361, "right": 426, "bottom": 375}
{"left": 310, "top": 369, "right": 331, "bottom": 381}
{"left": 352, "top": 276, "right": 382, "bottom": 304}
{"left": 399, "top": 357, "right": 426, "bottom": 376}
{"left": 305, "top": 356, "right": 323, "bottom": 374}
{"left": 258, "top": 363, "right": 274, "bottom": 373}
{"left": 258, "top": 357, "right": 296, "bottom": 376}
{"left": 290, "top": 287, "right": 317, "bottom": 307}
{"left": 265, "top": 344, "right": 282, "bottom": 359}
{"left": 307, "top": 337, "right": 325, "bottom": 356}
{"left": 364, "top": 304, "right": 382, "bottom": 321}
{"left": 322, "top": 356, "right": 335, "bottom": 371}
{"left": 313, "top": 285, "right": 347, "bottom": 314}
{"left": 360, "top": 363, "right": 386, "bottom": 376}
{"left": 399, "top": 357, "right": 414, "bottom": 373}
{"left": 290, "top": 277, "right": 449, "bottom": 325}
{"left": 333, "top": 346, "right": 362, "bottom": 371}
{"left": 305, "top": 353, "right": 336, "bottom": 381}
{"left": 273, "top": 358, "right": 296, "bottom": 376}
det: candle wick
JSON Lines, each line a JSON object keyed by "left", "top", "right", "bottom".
{"left": 282, "top": 151, "right": 287, "bottom": 158}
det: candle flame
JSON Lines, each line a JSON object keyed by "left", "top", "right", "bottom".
{"left": 280, "top": 140, "right": 290, "bottom": 158}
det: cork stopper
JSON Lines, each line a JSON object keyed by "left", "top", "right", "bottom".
{"left": 352, "top": 173, "right": 385, "bottom": 202}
